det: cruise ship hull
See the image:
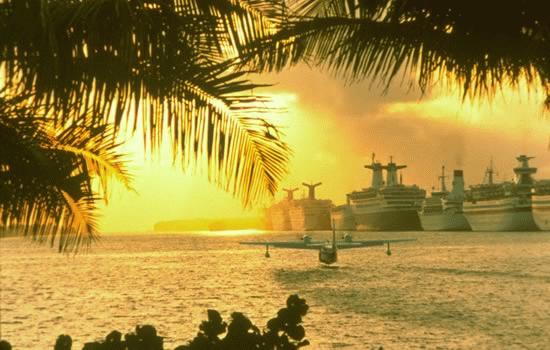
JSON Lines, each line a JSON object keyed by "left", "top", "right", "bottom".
{"left": 354, "top": 209, "right": 422, "bottom": 231}
{"left": 331, "top": 205, "right": 356, "bottom": 231}
{"left": 288, "top": 199, "right": 332, "bottom": 231}
{"left": 532, "top": 194, "right": 550, "bottom": 231}
{"left": 420, "top": 211, "right": 471, "bottom": 231}
{"left": 269, "top": 207, "right": 291, "bottom": 231}
{"left": 463, "top": 207, "right": 539, "bottom": 231}
{"left": 288, "top": 208, "right": 331, "bottom": 231}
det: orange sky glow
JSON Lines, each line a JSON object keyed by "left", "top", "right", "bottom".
{"left": 99, "top": 66, "right": 550, "bottom": 232}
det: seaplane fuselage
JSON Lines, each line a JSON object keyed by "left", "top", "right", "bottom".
{"left": 319, "top": 245, "right": 337, "bottom": 264}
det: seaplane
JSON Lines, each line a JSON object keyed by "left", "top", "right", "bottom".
{"left": 240, "top": 226, "right": 416, "bottom": 265}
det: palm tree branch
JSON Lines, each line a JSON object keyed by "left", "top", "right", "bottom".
{"left": 240, "top": 14, "right": 550, "bottom": 103}
{"left": 0, "top": 0, "right": 292, "bottom": 206}
{"left": 58, "top": 190, "right": 98, "bottom": 253}
{"left": 0, "top": 93, "right": 127, "bottom": 252}
{"left": 162, "top": 80, "right": 290, "bottom": 206}
{"left": 51, "top": 142, "right": 134, "bottom": 200}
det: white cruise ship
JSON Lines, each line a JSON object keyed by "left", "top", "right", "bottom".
{"left": 532, "top": 180, "right": 550, "bottom": 231}
{"left": 287, "top": 183, "right": 333, "bottom": 231}
{"left": 347, "top": 155, "right": 426, "bottom": 231}
{"left": 420, "top": 168, "right": 471, "bottom": 231}
{"left": 463, "top": 156, "right": 539, "bottom": 231}
{"left": 331, "top": 203, "right": 356, "bottom": 230}
{"left": 265, "top": 184, "right": 333, "bottom": 231}
{"left": 265, "top": 188, "right": 296, "bottom": 230}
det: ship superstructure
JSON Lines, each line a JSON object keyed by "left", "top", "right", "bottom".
{"left": 269, "top": 154, "right": 549, "bottom": 232}
{"left": 463, "top": 156, "right": 539, "bottom": 231}
{"left": 532, "top": 180, "right": 550, "bottom": 231}
{"left": 265, "top": 188, "right": 297, "bottom": 230}
{"left": 419, "top": 167, "right": 471, "bottom": 231}
{"left": 331, "top": 197, "right": 356, "bottom": 231}
{"left": 265, "top": 183, "right": 333, "bottom": 231}
{"left": 345, "top": 155, "right": 426, "bottom": 231}
{"left": 287, "top": 183, "right": 333, "bottom": 231}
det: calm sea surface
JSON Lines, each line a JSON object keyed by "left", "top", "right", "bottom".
{"left": 1, "top": 231, "right": 550, "bottom": 349}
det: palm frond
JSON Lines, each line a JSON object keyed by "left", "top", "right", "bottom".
{"left": 183, "top": 0, "right": 283, "bottom": 55}
{"left": 0, "top": 0, "right": 291, "bottom": 205}
{"left": 50, "top": 118, "right": 134, "bottom": 203}
{"left": 0, "top": 93, "right": 130, "bottom": 252}
{"left": 240, "top": 0, "right": 550, "bottom": 107}
{"left": 58, "top": 190, "right": 98, "bottom": 253}
{"left": 163, "top": 84, "right": 291, "bottom": 206}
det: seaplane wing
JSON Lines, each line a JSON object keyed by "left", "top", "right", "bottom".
{"left": 241, "top": 238, "right": 416, "bottom": 250}
{"left": 240, "top": 241, "right": 324, "bottom": 250}
{"left": 336, "top": 238, "right": 417, "bottom": 250}
{"left": 240, "top": 231, "right": 416, "bottom": 264}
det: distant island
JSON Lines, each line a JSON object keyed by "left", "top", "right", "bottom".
{"left": 153, "top": 217, "right": 266, "bottom": 232}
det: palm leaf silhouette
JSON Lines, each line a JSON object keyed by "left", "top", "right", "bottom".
{"left": 0, "top": 93, "right": 132, "bottom": 252}
{"left": 0, "top": 0, "right": 290, "bottom": 208}
{"left": 239, "top": 0, "right": 550, "bottom": 108}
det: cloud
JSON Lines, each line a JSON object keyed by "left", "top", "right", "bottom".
{"left": 265, "top": 65, "right": 550, "bottom": 199}
{"left": 99, "top": 64, "right": 550, "bottom": 231}
{"left": 262, "top": 65, "right": 422, "bottom": 117}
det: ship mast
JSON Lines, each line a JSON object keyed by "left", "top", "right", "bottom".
{"left": 364, "top": 153, "right": 384, "bottom": 189}
{"left": 383, "top": 156, "right": 406, "bottom": 186}
{"left": 439, "top": 166, "right": 448, "bottom": 192}
{"left": 283, "top": 188, "right": 299, "bottom": 201}
{"left": 450, "top": 170, "right": 465, "bottom": 201}
{"left": 514, "top": 155, "right": 537, "bottom": 186}
{"left": 302, "top": 182, "right": 322, "bottom": 200}
{"left": 484, "top": 158, "right": 495, "bottom": 185}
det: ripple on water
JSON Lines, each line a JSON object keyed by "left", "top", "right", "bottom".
{"left": 1, "top": 232, "right": 549, "bottom": 349}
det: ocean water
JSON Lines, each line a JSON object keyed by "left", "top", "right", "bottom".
{"left": 1, "top": 231, "right": 549, "bottom": 349}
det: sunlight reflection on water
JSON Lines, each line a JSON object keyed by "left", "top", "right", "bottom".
{"left": 1, "top": 231, "right": 549, "bottom": 349}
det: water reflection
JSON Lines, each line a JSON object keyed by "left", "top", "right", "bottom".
{"left": 1, "top": 232, "right": 549, "bottom": 349}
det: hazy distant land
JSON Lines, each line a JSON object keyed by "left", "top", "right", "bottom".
{"left": 153, "top": 217, "right": 266, "bottom": 232}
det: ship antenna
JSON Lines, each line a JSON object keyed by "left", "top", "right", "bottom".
{"left": 489, "top": 158, "right": 494, "bottom": 185}
{"left": 484, "top": 158, "right": 494, "bottom": 185}
{"left": 332, "top": 219, "right": 336, "bottom": 251}
{"left": 439, "top": 166, "right": 447, "bottom": 192}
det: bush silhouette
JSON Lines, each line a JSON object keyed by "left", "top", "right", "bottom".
{"left": 55, "top": 335, "right": 73, "bottom": 350}
{"left": 0, "top": 295, "right": 309, "bottom": 350}
{"left": 179, "top": 294, "right": 309, "bottom": 350}
{"left": 82, "top": 326, "right": 163, "bottom": 350}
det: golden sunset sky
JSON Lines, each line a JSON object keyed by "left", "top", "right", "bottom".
{"left": 99, "top": 65, "right": 550, "bottom": 232}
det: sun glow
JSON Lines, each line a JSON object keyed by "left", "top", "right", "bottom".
{"left": 196, "top": 229, "right": 268, "bottom": 237}
{"left": 99, "top": 68, "right": 550, "bottom": 233}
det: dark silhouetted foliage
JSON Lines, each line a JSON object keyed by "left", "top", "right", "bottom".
{"left": 1, "top": 295, "right": 309, "bottom": 350}
{"left": 241, "top": 0, "right": 550, "bottom": 109}
{"left": 180, "top": 294, "right": 309, "bottom": 350}
{"left": 82, "top": 326, "right": 163, "bottom": 350}
{"left": 0, "top": 93, "right": 132, "bottom": 252}
{"left": 55, "top": 335, "right": 73, "bottom": 350}
{"left": 0, "top": 0, "right": 291, "bottom": 228}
